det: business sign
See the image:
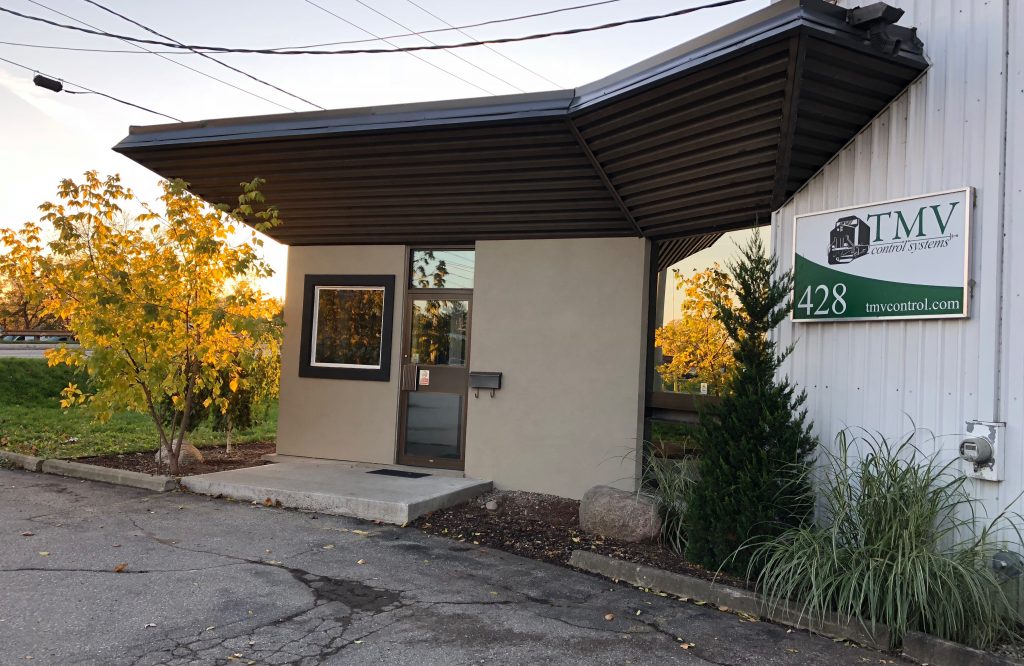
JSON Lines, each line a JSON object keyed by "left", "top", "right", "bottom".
{"left": 793, "top": 188, "right": 972, "bottom": 322}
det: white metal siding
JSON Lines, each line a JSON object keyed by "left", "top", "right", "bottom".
{"left": 772, "top": 0, "right": 1017, "bottom": 512}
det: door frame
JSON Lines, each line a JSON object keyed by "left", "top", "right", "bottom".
{"left": 396, "top": 246, "right": 475, "bottom": 470}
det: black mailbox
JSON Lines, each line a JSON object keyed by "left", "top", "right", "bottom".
{"left": 469, "top": 371, "right": 502, "bottom": 397}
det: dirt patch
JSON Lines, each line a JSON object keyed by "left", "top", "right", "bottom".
{"left": 74, "top": 441, "right": 276, "bottom": 476}
{"left": 412, "top": 489, "right": 749, "bottom": 589}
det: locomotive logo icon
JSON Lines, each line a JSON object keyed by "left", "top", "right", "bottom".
{"left": 827, "top": 215, "right": 871, "bottom": 264}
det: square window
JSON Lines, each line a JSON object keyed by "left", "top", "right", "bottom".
{"left": 299, "top": 275, "right": 394, "bottom": 381}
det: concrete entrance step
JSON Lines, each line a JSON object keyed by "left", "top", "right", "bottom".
{"left": 180, "top": 459, "right": 491, "bottom": 525}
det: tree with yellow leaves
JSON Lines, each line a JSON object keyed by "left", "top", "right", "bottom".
{"left": 654, "top": 265, "right": 735, "bottom": 394}
{"left": 0, "top": 172, "right": 282, "bottom": 474}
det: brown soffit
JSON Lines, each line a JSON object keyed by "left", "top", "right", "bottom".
{"left": 113, "top": 0, "right": 927, "bottom": 250}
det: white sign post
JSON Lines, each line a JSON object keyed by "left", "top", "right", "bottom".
{"left": 792, "top": 188, "right": 972, "bottom": 322}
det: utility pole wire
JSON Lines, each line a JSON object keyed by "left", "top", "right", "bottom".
{"left": 282, "top": 0, "right": 630, "bottom": 50}
{"left": 402, "top": 0, "right": 563, "bottom": 89}
{"left": 25, "top": 0, "right": 297, "bottom": 113}
{"left": 301, "top": 0, "right": 494, "bottom": 96}
{"left": 0, "top": 1, "right": 752, "bottom": 56}
{"left": 0, "top": 54, "right": 181, "bottom": 121}
{"left": 79, "top": 0, "right": 324, "bottom": 110}
{"left": 0, "top": 0, "right": 635, "bottom": 54}
{"left": 349, "top": 0, "right": 526, "bottom": 93}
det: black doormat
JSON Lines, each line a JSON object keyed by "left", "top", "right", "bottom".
{"left": 366, "top": 469, "right": 431, "bottom": 479}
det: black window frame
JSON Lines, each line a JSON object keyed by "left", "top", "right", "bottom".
{"left": 299, "top": 274, "right": 395, "bottom": 381}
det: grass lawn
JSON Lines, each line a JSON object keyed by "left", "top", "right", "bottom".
{"left": 0, "top": 357, "right": 277, "bottom": 459}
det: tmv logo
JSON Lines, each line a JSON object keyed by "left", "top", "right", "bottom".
{"left": 826, "top": 200, "right": 961, "bottom": 265}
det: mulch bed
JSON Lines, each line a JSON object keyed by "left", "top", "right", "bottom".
{"left": 74, "top": 441, "right": 276, "bottom": 476}
{"left": 412, "top": 489, "right": 750, "bottom": 589}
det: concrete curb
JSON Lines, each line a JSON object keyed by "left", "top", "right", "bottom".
{"left": 41, "top": 459, "right": 177, "bottom": 492}
{"left": 568, "top": 549, "right": 890, "bottom": 650}
{"left": 902, "top": 631, "right": 1023, "bottom": 666}
{"left": 0, "top": 450, "right": 44, "bottom": 472}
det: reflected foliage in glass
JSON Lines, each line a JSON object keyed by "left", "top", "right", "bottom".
{"left": 410, "top": 299, "right": 468, "bottom": 366}
{"left": 312, "top": 286, "right": 385, "bottom": 368}
{"left": 410, "top": 250, "right": 475, "bottom": 289}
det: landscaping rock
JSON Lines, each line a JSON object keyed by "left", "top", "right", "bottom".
{"left": 154, "top": 443, "right": 205, "bottom": 467}
{"left": 579, "top": 485, "right": 660, "bottom": 543}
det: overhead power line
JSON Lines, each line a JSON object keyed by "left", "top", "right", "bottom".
{"left": 0, "top": 40, "right": 187, "bottom": 53}
{"left": 402, "top": 0, "right": 563, "bottom": 89}
{"left": 79, "top": 0, "right": 324, "bottom": 110}
{"left": 0, "top": 0, "right": 753, "bottom": 56}
{"left": 281, "top": 0, "right": 631, "bottom": 50}
{"left": 349, "top": 0, "right": 526, "bottom": 93}
{"left": 0, "top": 54, "right": 181, "bottom": 121}
{"left": 301, "top": 0, "right": 494, "bottom": 96}
{"left": 0, "top": 0, "right": 634, "bottom": 54}
{"left": 24, "top": 0, "right": 297, "bottom": 113}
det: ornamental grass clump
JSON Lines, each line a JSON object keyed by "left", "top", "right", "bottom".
{"left": 642, "top": 449, "right": 696, "bottom": 554}
{"left": 751, "top": 429, "right": 1023, "bottom": 649}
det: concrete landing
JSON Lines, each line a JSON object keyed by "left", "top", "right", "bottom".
{"left": 180, "top": 459, "right": 491, "bottom": 525}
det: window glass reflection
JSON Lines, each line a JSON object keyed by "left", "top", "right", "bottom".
{"left": 405, "top": 392, "right": 461, "bottom": 459}
{"left": 410, "top": 250, "right": 475, "bottom": 289}
{"left": 409, "top": 299, "right": 468, "bottom": 366}
{"left": 311, "top": 286, "right": 384, "bottom": 368}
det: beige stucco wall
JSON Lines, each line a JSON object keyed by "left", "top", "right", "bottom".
{"left": 463, "top": 237, "right": 650, "bottom": 499}
{"left": 276, "top": 245, "right": 406, "bottom": 463}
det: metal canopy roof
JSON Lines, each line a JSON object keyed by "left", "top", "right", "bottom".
{"left": 114, "top": 0, "right": 926, "bottom": 268}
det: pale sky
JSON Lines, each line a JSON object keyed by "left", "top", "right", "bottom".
{"left": 0, "top": 0, "right": 767, "bottom": 299}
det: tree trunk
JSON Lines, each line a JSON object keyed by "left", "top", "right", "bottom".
{"left": 225, "top": 415, "right": 233, "bottom": 455}
{"left": 164, "top": 438, "right": 180, "bottom": 476}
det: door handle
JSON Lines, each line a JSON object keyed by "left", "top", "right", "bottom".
{"left": 400, "top": 364, "right": 419, "bottom": 392}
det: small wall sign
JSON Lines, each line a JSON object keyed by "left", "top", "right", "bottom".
{"left": 793, "top": 188, "right": 972, "bottom": 322}
{"left": 418, "top": 369, "right": 430, "bottom": 386}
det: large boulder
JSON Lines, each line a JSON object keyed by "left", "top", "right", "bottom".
{"left": 579, "top": 485, "right": 661, "bottom": 543}
{"left": 154, "top": 443, "right": 205, "bottom": 468}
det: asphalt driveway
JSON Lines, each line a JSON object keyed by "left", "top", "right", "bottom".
{"left": 0, "top": 468, "right": 903, "bottom": 665}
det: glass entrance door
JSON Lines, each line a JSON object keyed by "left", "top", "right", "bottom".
{"left": 398, "top": 249, "right": 474, "bottom": 469}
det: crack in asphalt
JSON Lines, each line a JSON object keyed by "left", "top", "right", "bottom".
{"left": 114, "top": 512, "right": 413, "bottom": 666}
{"left": 122, "top": 564, "right": 410, "bottom": 666}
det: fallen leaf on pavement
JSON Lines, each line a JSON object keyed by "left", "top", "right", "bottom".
{"left": 113, "top": 563, "right": 128, "bottom": 573}
{"left": 604, "top": 613, "right": 615, "bottom": 621}
{"left": 38, "top": 552, "right": 49, "bottom": 557}
{"left": 680, "top": 643, "right": 695, "bottom": 650}
{"left": 356, "top": 559, "right": 366, "bottom": 565}
{"left": 20, "top": 532, "right": 33, "bottom": 537}
{"left": 322, "top": 544, "right": 335, "bottom": 550}
{"left": 205, "top": 626, "right": 215, "bottom": 632}
{"left": 351, "top": 529, "right": 370, "bottom": 536}
{"left": 144, "top": 623, "right": 156, "bottom": 628}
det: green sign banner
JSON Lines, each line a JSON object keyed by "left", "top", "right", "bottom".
{"left": 792, "top": 188, "right": 972, "bottom": 322}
